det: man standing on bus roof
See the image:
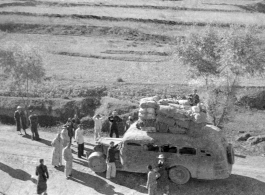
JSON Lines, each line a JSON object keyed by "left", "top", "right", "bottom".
{"left": 189, "top": 89, "right": 200, "bottom": 106}
{"left": 108, "top": 111, "right": 122, "bottom": 138}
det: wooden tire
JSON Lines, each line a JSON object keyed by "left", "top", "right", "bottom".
{"left": 169, "top": 166, "right": 190, "bottom": 185}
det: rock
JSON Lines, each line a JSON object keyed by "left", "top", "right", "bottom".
{"left": 247, "top": 135, "right": 265, "bottom": 145}
{"left": 247, "top": 136, "right": 256, "bottom": 142}
{"left": 236, "top": 133, "right": 251, "bottom": 141}
{"left": 238, "top": 130, "right": 245, "bottom": 133}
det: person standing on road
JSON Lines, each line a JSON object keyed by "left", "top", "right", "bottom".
{"left": 61, "top": 126, "right": 70, "bottom": 148}
{"left": 51, "top": 133, "right": 63, "bottom": 168}
{"left": 14, "top": 106, "right": 27, "bottom": 135}
{"left": 108, "top": 111, "right": 122, "bottom": 138}
{"left": 36, "top": 159, "right": 49, "bottom": 195}
{"left": 65, "top": 118, "right": 74, "bottom": 144}
{"left": 75, "top": 124, "right": 85, "bottom": 158}
{"left": 28, "top": 108, "right": 40, "bottom": 141}
{"left": 63, "top": 142, "right": 73, "bottom": 179}
{"left": 145, "top": 165, "right": 160, "bottom": 195}
{"left": 156, "top": 154, "right": 169, "bottom": 194}
{"left": 93, "top": 114, "right": 105, "bottom": 141}
{"left": 106, "top": 141, "right": 118, "bottom": 179}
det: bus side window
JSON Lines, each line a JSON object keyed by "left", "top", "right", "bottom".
{"left": 168, "top": 146, "right": 177, "bottom": 153}
{"left": 144, "top": 144, "right": 159, "bottom": 152}
{"left": 179, "top": 147, "right": 196, "bottom": 155}
{"left": 200, "top": 149, "right": 212, "bottom": 157}
{"left": 161, "top": 145, "right": 177, "bottom": 153}
{"left": 127, "top": 143, "right": 141, "bottom": 147}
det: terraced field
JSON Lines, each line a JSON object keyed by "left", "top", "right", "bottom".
{"left": 0, "top": 0, "right": 265, "bottom": 87}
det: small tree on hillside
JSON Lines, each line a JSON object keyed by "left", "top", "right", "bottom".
{"left": 175, "top": 25, "right": 265, "bottom": 126}
{"left": 0, "top": 43, "right": 45, "bottom": 96}
{"left": 0, "top": 43, "right": 45, "bottom": 122}
{"left": 175, "top": 26, "right": 223, "bottom": 87}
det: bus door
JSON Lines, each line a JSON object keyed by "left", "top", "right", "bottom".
{"left": 122, "top": 141, "right": 144, "bottom": 172}
{"left": 197, "top": 149, "right": 215, "bottom": 179}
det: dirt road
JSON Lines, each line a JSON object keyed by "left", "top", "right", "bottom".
{"left": 0, "top": 125, "right": 265, "bottom": 195}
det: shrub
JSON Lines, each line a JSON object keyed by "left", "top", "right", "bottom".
{"left": 117, "top": 77, "right": 124, "bottom": 82}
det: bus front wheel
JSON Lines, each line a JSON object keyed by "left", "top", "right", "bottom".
{"left": 169, "top": 166, "right": 190, "bottom": 185}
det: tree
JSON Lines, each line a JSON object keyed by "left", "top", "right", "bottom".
{"left": 175, "top": 25, "right": 265, "bottom": 126}
{"left": 0, "top": 43, "right": 45, "bottom": 96}
{"left": 0, "top": 43, "right": 45, "bottom": 124}
{"left": 175, "top": 26, "right": 223, "bottom": 87}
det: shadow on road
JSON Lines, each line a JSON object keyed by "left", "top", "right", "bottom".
{"left": 0, "top": 162, "right": 31, "bottom": 181}
{"left": 96, "top": 171, "right": 147, "bottom": 194}
{"left": 70, "top": 169, "right": 124, "bottom": 195}
{"left": 22, "top": 134, "right": 51, "bottom": 146}
{"left": 166, "top": 174, "right": 265, "bottom": 195}
{"left": 73, "top": 158, "right": 88, "bottom": 167}
{"left": 94, "top": 171, "right": 265, "bottom": 195}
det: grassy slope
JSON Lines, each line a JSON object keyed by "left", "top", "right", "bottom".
{"left": 1, "top": 5, "right": 265, "bottom": 26}
{"left": 0, "top": 0, "right": 265, "bottom": 156}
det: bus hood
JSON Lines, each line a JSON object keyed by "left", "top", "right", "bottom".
{"left": 96, "top": 137, "right": 123, "bottom": 146}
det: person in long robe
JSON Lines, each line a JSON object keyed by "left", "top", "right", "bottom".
{"left": 29, "top": 110, "right": 40, "bottom": 141}
{"left": 63, "top": 143, "right": 73, "bottom": 179}
{"left": 36, "top": 159, "right": 49, "bottom": 195}
{"left": 14, "top": 106, "right": 27, "bottom": 135}
{"left": 65, "top": 118, "right": 74, "bottom": 143}
{"left": 145, "top": 165, "right": 160, "bottom": 195}
{"left": 51, "top": 133, "right": 63, "bottom": 167}
{"left": 61, "top": 126, "right": 70, "bottom": 148}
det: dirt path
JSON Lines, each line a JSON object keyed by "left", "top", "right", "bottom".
{"left": 0, "top": 124, "right": 265, "bottom": 195}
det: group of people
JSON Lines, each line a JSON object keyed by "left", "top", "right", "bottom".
{"left": 14, "top": 106, "right": 40, "bottom": 141}
{"left": 145, "top": 154, "right": 170, "bottom": 195}
{"left": 13, "top": 105, "right": 135, "bottom": 195}
{"left": 92, "top": 111, "right": 134, "bottom": 140}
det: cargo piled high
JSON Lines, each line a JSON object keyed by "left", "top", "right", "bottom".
{"left": 136, "top": 96, "right": 208, "bottom": 134}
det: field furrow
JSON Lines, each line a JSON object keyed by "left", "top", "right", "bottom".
{"left": 0, "top": 5, "right": 264, "bottom": 26}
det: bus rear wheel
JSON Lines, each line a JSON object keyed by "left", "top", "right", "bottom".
{"left": 169, "top": 166, "right": 190, "bottom": 185}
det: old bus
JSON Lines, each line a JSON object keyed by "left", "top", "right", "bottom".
{"left": 88, "top": 123, "right": 234, "bottom": 184}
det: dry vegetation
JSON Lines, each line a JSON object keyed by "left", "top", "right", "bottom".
{"left": 0, "top": 0, "right": 265, "bottom": 155}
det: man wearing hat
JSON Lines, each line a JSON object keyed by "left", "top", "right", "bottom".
{"left": 14, "top": 106, "right": 27, "bottom": 135}
{"left": 156, "top": 154, "right": 170, "bottom": 194}
{"left": 75, "top": 124, "right": 85, "bottom": 158}
{"left": 28, "top": 106, "right": 40, "bottom": 141}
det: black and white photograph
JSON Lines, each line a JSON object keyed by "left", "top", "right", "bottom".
{"left": 0, "top": 0, "right": 265, "bottom": 194}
